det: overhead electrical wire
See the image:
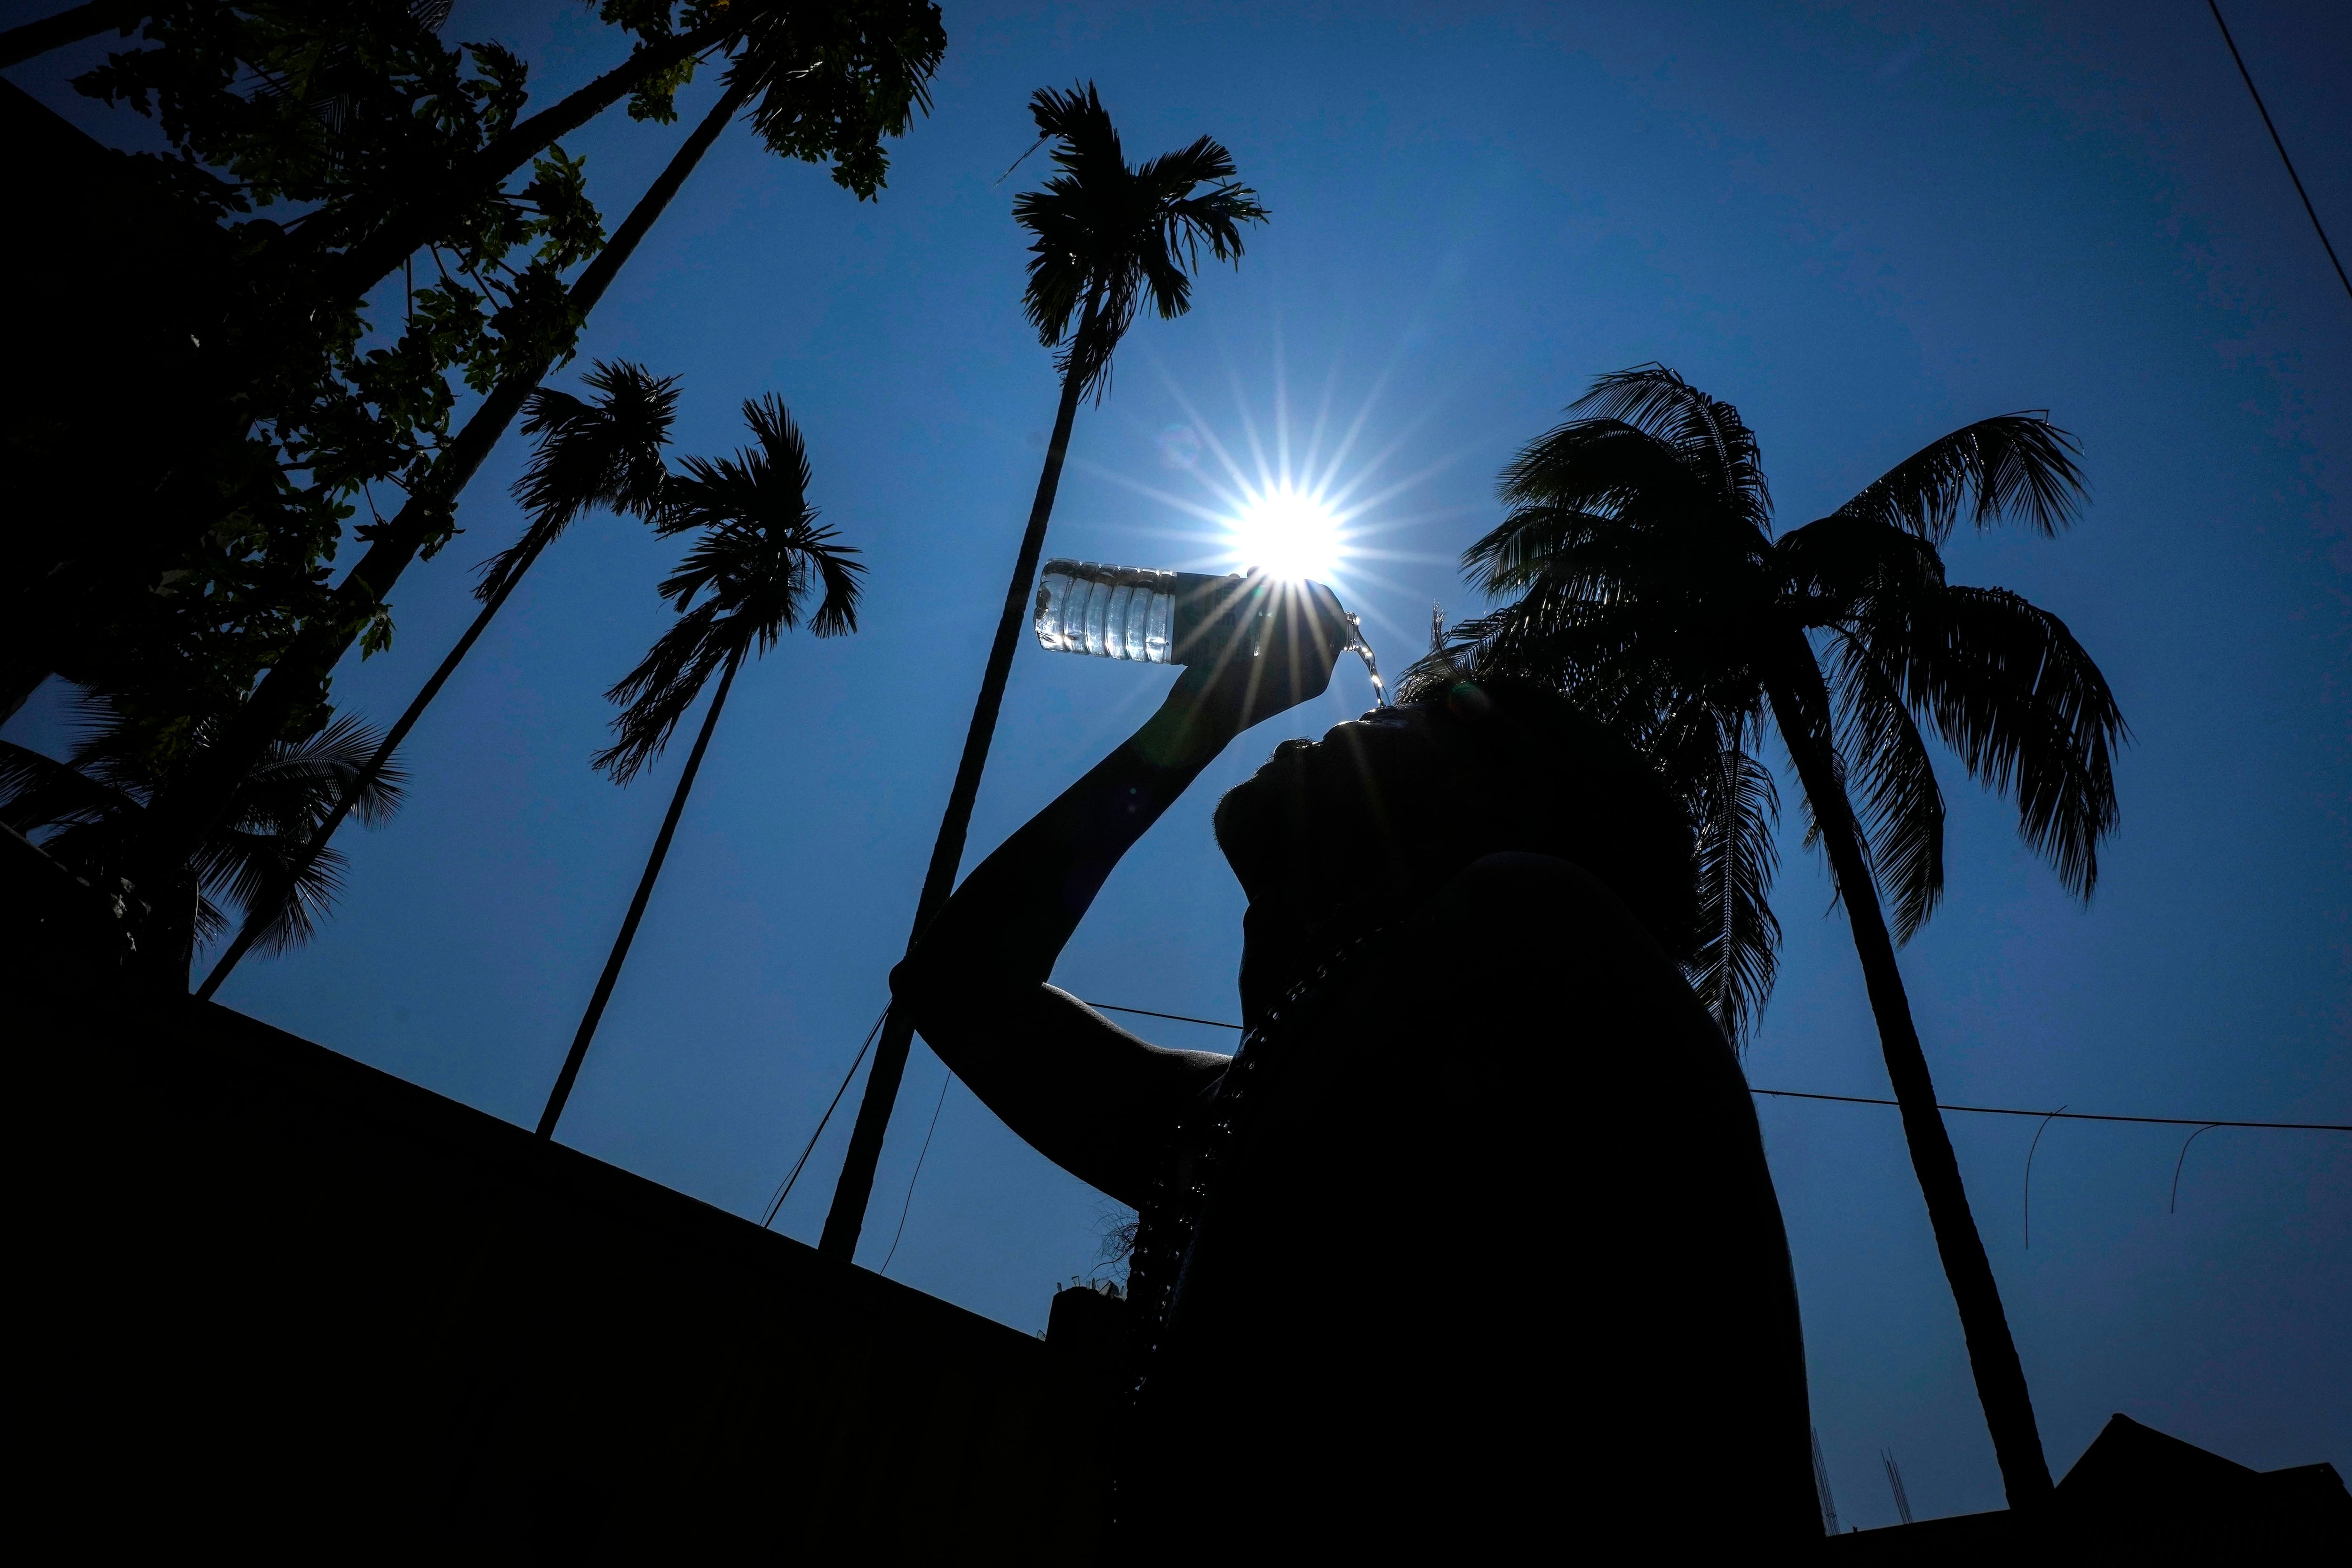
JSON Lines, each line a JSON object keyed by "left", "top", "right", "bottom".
{"left": 760, "top": 996, "right": 2340, "bottom": 1267}
{"left": 1747, "top": 1087, "right": 2343, "bottom": 1133}
{"left": 1084, "top": 1000, "right": 2350, "bottom": 1132}
{"left": 881, "top": 1074, "right": 953, "bottom": 1275}
{"left": 2205, "top": 0, "right": 2352, "bottom": 302}
{"left": 759, "top": 1006, "right": 887, "bottom": 1230}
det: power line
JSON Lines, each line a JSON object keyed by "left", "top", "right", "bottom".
{"left": 1750, "top": 1087, "right": 2344, "bottom": 1133}
{"left": 881, "top": 1072, "right": 953, "bottom": 1275}
{"left": 1082, "top": 999, "right": 2350, "bottom": 1132}
{"left": 771, "top": 995, "right": 2340, "bottom": 1272}
{"left": 760, "top": 1006, "right": 886, "bottom": 1230}
{"left": 2206, "top": 0, "right": 2352, "bottom": 303}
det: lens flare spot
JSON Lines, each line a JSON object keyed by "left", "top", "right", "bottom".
{"left": 1157, "top": 424, "right": 1201, "bottom": 469}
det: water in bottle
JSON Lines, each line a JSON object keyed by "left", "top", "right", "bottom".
{"left": 1033, "top": 559, "right": 1389, "bottom": 705}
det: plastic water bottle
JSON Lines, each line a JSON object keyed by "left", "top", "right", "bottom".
{"left": 1033, "top": 559, "right": 1389, "bottom": 703}
{"left": 1033, "top": 561, "right": 1189, "bottom": 663}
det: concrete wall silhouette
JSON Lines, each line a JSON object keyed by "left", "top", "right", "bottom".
{"left": 18, "top": 978, "right": 1107, "bottom": 1557}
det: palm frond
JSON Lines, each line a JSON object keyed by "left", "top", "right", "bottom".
{"left": 594, "top": 607, "right": 733, "bottom": 785}
{"left": 1834, "top": 414, "right": 2084, "bottom": 543}
{"left": 1568, "top": 364, "right": 1771, "bottom": 530}
{"left": 598, "top": 398, "right": 865, "bottom": 784}
{"left": 1460, "top": 369, "right": 2120, "bottom": 1076}
{"left": 477, "top": 360, "right": 680, "bottom": 601}
{"left": 236, "top": 713, "right": 408, "bottom": 832}
{"left": 197, "top": 830, "right": 354, "bottom": 958}
{"left": 1014, "top": 81, "right": 1265, "bottom": 400}
{"left": 1774, "top": 513, "right": 1945, "bottom": 625}
{"left": 1493, "top": 418, "right": 1704, "bottom": 522}
{"left": 653, "top": 394, "right": 810, "bottom": 539}
{"left": 1830, "top": 633, "right": 1946, "bottom": 941}
{"left": 193, "top": 713, "right": 404, "bottom": 952}
{"left": 1687, "top": 735, "right": 1783, "bottom": 1048}
{"left": 1015, "top": 82, "right": 1123, "bottom": 352}
{"left": 13, "top": 688, "right": 404, "bottom": 959}
{"left": 1862, "top": 585, "right": 2125, "bottom": 899}
{"left": 1464, "top": 497, "right": 1666, "bottom": 598}
{"left": 0, "top": 739, "right": 134, "bottom": 834}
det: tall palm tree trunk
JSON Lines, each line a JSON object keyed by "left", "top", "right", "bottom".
{"left": 133, "top": 78, "right": 750, "bottom": 928}
{"left": 818, "top": 291, "right": 1102, "bottom": 1260}
{"left": 1765, "top": 652, "right": 2054, "bottom": 1507}
{"left": 538, "top": 646, "right": 741, "bottom": 1139}
{"left": 192, "top": 526, "right": 560, "bottom": 1001}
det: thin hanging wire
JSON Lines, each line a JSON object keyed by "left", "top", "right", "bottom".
{"left": 2023, "top": 1105, "right": 2066, "bottom": 1249}
{"left": 760, "top": 1006, "right": 887, "bottom": 1231}
{"left": 880, "top": 1072, "right": 953, "bottom": 1275}
{"left": 2169, "top": 1123, "right": 2222, "bottom": 1214}
{"left": 2206, "top": 0, "right": 2352, "bottom": 302}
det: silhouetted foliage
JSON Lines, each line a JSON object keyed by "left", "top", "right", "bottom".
{"left": 1015, "top": 81, "right": 1268, "bottom": 400}
{"left": 1420, "top": 365, "right": 2125, "bottom": 1047}
{"left": 477, "top": 359, "right": 682, "bottom": 602}
{"left": 191, "top": 358, "right": 682, "bottom": 997}
{"left": 9, "top": 4, "right": 941, "bottom": 959}
{"left": 596, "top": 396, "right": 863, "bottom": 782}
{"left": 0, "top": 691, "right": 404, "bottom": 955}
{"left": 10, "top": 0, "right": 941, "bottom": 784}
{"left": 535, "top": 394, "right": 863, "bottom": 1139}
{"left": 15, "top": 0, "right": 620, "bottom": 762}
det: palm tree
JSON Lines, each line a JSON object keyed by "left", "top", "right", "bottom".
{"left": 0, "top": 3, "right": 946, "bottom": 296}
{"left": 536, "top": 396, "right": 862, "bottom": 1140}
{"left": 130, "top": 71, "right": 748, "bottom": 916}
{"left": 135, "top": 8, "right": 943, "bottom": 930}
{"left": 1, "top": 692, "right": 405, "bottom": 988}
{"left": 1433, "top": 365, "right": 2124, "bottom": 1505}
{"left": 193, "top": 359, "right": 680, "bottom": 1002}
{"left": 309, "top": 0, "right": 947, "bottom": 314}
{"left": 818, "top": 81, "right": 1269, "bottom": 1259}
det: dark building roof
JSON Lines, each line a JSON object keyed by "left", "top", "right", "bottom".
{"left": 1824, "top": 1412, "right": 2348, "bottom": 1563}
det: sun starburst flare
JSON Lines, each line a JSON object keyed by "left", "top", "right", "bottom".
{"left": 1065, "top": 344, "right": 1475, "bottom": 721}
{"left": 1227, "top": 482, "right": 1344, "bottom": 581}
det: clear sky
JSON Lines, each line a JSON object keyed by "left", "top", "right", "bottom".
{"left": 8, "top": 0, "right": 2346, "bottom": 1527}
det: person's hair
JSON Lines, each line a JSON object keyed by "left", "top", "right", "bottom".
{"left": 1405, "top": 673, "right": 1699, "bottom": 961}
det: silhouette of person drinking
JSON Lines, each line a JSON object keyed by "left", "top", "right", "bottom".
{"left": 893, "top": 582, "right": 1817, "bottom": 1555}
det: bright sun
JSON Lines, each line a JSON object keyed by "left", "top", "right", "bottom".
{"left": 1227, "top": 484, "right": 1343, "bottom": 581}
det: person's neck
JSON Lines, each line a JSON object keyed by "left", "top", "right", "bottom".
{"left": 1236, "top": 849, "right": 1459, "bottom": 1028}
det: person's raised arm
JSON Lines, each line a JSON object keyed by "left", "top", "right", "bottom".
{"left": 891, "top": 579, "right": 1349, "bottom": 1207}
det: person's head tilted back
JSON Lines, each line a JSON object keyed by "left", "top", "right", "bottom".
{"left": 1212, "top": 669, "right": 1699, "bottom": 974}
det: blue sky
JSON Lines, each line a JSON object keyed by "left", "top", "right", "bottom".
{"left": 8, "top": 0, "right": 2346, "bottom": 1527}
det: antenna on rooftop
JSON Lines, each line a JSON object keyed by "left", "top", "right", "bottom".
{"left": 1811, "top": 1428, "right": 1840, "bottom": 1536}
{"left": 1881, "top": 1448, "right": 1915, "bottom": 1526}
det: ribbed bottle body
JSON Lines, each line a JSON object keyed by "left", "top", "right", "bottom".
{"left": 1033, "top": 561, "right": 1180, "bottom": 663}
{"left": 1032, "top": 557, "right": 1389, "bottom": 705}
